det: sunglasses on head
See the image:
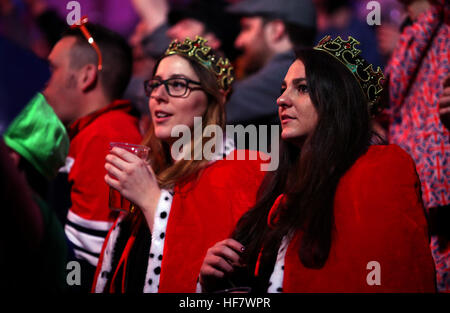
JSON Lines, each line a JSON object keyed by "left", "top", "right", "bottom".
{"left": 70, "top": 16, "right": 103, "bottom": 71}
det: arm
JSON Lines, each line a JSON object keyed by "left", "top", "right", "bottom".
{"left": 131, "top": 0, "right": 169, "bottom": 35}
{"left": 131, "top": 0, "right": 171, "bottom": 59}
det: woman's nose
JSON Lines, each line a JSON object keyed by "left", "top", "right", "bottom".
{"left": 277, "top": 92, "right": 291, "bottom": 108}
{"left": 151, "top": 83, "right": 168, "bottom": 101}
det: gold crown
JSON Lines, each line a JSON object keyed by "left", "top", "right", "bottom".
{"left": 313, "top": 35, "right": 385, "bottom": 114}
{"left": 165, "top": 36, "right": 234, "bottom": 92}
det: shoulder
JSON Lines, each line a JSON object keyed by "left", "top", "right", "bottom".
{"left": 334, "top": 145, "right": 424, "bottom": 231}
{"left": 260, "top": 51, "right": 295, "bottom": 74}
{"left": 364, "top": 144, "right": 413, "bottom": 161}
{"left": 350, "top": 144, "right": 416, "bottom": 177}
{"left": 197, "top": 150, "right": 268, "bottom": 188}
{"left": 337, "top": 145, "right": 420, "bottom": 208}
{"left": 83, "top": 110, "right": 141, "bottom": 144}
{"left": 233, "top": 52, "right": 294, "bottom": 89}
{"left": 93, "top": 108, "right": 139, "bottom": 130}
{"left": 337, "top": 144, "right": 419, "bottom": 199}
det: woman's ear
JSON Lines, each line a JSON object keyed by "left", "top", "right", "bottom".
{"left": 78, "top": 63, "right": 98, "bottom": 92}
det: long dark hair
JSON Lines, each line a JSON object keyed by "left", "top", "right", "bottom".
{"left": 231, "top": 49, "right": 374, "bottom": 288}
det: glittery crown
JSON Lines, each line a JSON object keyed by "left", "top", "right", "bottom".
{"left": 313, "top": 35, "right": 385, "bottom": 114}
{"left": 165, "top": 36, "right": 234, "bottom": 92}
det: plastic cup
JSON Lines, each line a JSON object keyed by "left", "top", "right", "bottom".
{"left": 108, "top": 142, "right": 150, "bottom": 213}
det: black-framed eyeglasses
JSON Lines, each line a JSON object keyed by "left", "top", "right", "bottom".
{"left": 144, "top": 78, "right": 203, "bottom": 98}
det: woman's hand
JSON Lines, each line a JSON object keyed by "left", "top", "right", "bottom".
{"left": 131, "top": 0, "right": 168, "bottom": 34}
{"left": 199, "top": 239, "right": 245, "bottom": 292}
{"left": 105, "top": 147, "right": 161, "bottom": 227}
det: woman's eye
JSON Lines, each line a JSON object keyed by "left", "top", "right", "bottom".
{"left": 297, "top": 84, "right": 308, "bottom": 94}
{"left": 280, "top": 87, "right": 286, "bottom": 95}
{"left": 169, "top": 80, "right": 187, "bottom": 89}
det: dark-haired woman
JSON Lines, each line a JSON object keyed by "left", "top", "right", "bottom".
{"left": 199, "top": 36, "right": 436, "bottom": 293}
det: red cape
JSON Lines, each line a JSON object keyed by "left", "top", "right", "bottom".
{"left": 281, "top": 145, "right": 436, "bottom": 292}
{"left": 93, "top": 150, "right": 268, "bottom": 292}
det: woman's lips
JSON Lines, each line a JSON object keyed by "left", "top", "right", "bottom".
{"left": 154, "top": 110, "right": 173, "bottom": 123}
{"left": 280, "top": 113, "right": 295, "bottom": 124}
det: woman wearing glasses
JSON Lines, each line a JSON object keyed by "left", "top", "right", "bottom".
{"left": 92, "top": 37, "right": 267, "bottom": 293}
{"left": 199, "top": 36, "right": 436, "bottom": 293}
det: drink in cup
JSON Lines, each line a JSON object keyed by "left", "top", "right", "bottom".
{"left": 108, "top": 142, "right": 150, "bottom": 213}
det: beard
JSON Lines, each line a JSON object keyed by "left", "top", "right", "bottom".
{"left": 235, "top": 53, "right": 266, "bottom": 77}
{"left": 235, "top": 38, "right": 272, "bottom": 78}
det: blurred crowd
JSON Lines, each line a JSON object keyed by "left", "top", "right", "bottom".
{"left": 0, "top": 0, "right": 448, "bottom": 294}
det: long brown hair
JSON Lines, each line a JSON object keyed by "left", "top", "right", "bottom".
{"left": 119, "top": 53, "right": 227, "bottom": 258}
{"left": 143, "top": 54, "right": 226, "bottom": 189}
{"left": 103, "top": 53, "right": 228, "bottom": 292}
{"left": 231, "top": 49, "right": 377, "bottom": 290}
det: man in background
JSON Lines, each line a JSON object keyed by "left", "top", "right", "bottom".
{"left": 225, "top": 0, "right": 316, "bottom": 150}
{"left": 43, "top": 22, "right": 142, "bottom": 292}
